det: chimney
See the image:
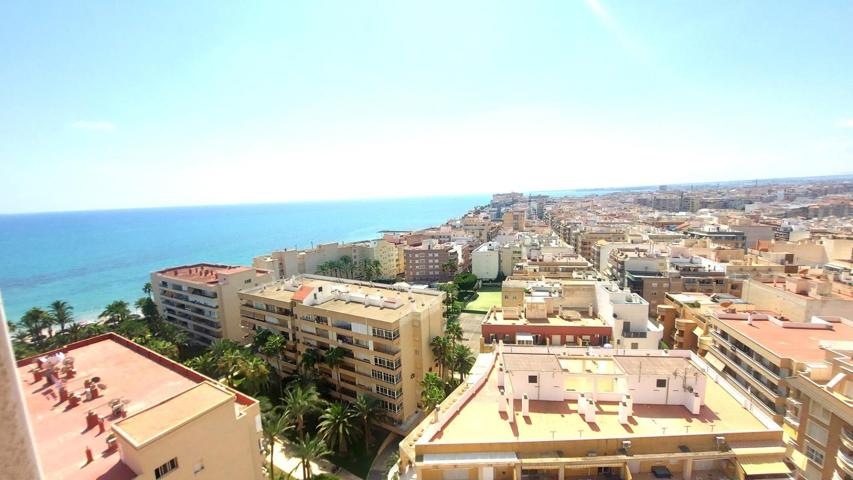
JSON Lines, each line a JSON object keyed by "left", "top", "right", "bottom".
{"left": 585, "top": 399, "right": 597, "bottom": 423}
{"left": 689, "top": 392, "right": 701, "bottom": 415}
{"left": 522, "top": 394, "right": 530, "bottom": 417}
{"left": 624, "top": 394, "right": 633, "bottom": 413}
{"left": 618, "top": 401, "right": 630, "bottom": 424}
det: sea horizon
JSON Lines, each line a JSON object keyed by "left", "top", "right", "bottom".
{"left": 2, "top": 194, "right": 500, "bottom": 323}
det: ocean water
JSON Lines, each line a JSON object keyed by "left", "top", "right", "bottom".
{"left": 0, "top": 195, "right": 490, "bottom": 323}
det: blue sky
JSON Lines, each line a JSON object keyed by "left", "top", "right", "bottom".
{"left": 1, "top": 1, "right": 852, "bottom": 214}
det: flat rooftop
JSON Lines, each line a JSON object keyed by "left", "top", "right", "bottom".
{"left": 429, "top": 356, "right": 767, "bottom": 444}
{"left": 717, "top": 315, "right": 853, "bottom": 362}
{"left": 114, "top": 382, "right": 234, "bottom": 447}
{"left": 155, "top": 263, "right": 258, "bottom": 284}
{"left": 16, "top": 334, "right": 252, "bottom": 480}
{"left": 484, "top": 309, "right": 609, "bottom": 329}
{"left": 242, "top": 276, "right": 443, "bottom": 323}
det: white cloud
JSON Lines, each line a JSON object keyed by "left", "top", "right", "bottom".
{"left": 70, "top": 120, "right": 116, "bottom": 132}
{"left": 837, "top": 119, "right": 853, "bottom": 129}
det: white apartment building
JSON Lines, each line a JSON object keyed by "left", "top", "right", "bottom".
{"left": 472, "top": 241, "right": 500, "bottom": 280}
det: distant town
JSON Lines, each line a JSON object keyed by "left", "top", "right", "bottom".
{"left": 4, "top": 177, "right": 852, "bottom": 480}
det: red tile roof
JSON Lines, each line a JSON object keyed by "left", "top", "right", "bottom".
{"left": 292, "top": 285, "right": 314, "bottom": 302}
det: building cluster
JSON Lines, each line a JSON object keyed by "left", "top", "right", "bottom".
{"left": 6, "top": 180, "right": 843, "bottom": 479}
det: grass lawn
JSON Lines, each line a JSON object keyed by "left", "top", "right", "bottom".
{"left": 462, "top": 286, "right": 502, "bottom": 313}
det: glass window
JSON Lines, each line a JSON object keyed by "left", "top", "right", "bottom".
{"left": 806, "top": 419, "right": 828, "bottom": 445}
{"left": 805, "top": 443, "right": 824, "bottom": 467}
{"left": 154, "top": 458, "right": 178, "bottom": 479}
{"left": 528, "top": 375, "right": 538, "bottom": 384}
{"left": 810, "top": 399, "right": 831, "bottom": 423}
{"left": 656, "top": 379, "right": 667, "bottom": 388}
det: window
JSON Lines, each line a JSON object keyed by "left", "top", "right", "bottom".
{"left": 810, "top": 400, "right": 831, "bottom": 423}
{"left": 528, "top": 375, "right": 538, "bottom": 384}
{"left": 805, "top": 443, "right": 824, "bottom": 466}
{"left": 805, "top": 419, "right": 828, "bottom": 445}
{"left": 631, "top": 342, "right": 639, "bottom": 349}
{"left": 154, "top": 458, "right": 178, "bottom": 479}
{"left": 656, "top": 379, "right": 667, "bottom": 388}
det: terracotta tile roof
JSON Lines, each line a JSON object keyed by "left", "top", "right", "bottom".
{"left": 292, "top": 285, "right": 314, "bottom": 303}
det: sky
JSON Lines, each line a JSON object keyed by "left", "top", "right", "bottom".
{"left": 1, "top": 1, "right": 852, "bottom": 214}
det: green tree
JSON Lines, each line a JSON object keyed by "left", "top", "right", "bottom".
{"left": 185, "top": 352, "right": 219, "bottom": 377}
{"left": 339, "top": 256, "right": 355, "bottom": 279}
{"left": 445, "top": 320, "right": 463, "bottom": 345}
{"left": 219, "top": 348, "right": 244, "bottom": 388}
{"left": 143, "top": 282, "right": 153, "bottom": 298}
{"left": 318, "top": 402, "right": 359, "bottom": 454}
{"left": 420, "top": 372, "right": 445, "bottom": 412}
{"left": 352, "top": 393, "right": 380, "bottom": 447}
{"left": 260, "top": 334, "right": 286, "bottom": 392}
{"left": 324, "top": 346, "right": 345, "bottom": 394}
{"left": 429, "top": 335, "right": 451, "bottom": 380}
{"left": 99, "top": 300, "right": 132, "bottom": 326}
{"left": 262, "top": 408, "right": 294, "bottom": 480}
{"left": 440, "top": 259, "right": 458, "bottom": 278}
{"left": 48, "top": 300, "right": 74, "bottom": 334}
{"left": 300, "top": 347, "right": 322, "bottom": 373}
{"left": 20, "top": 307, "right": 51, "bottom": 346}
{"left": 358, "top": 258, "right": 382, "bottom": 281}
{"left": 292, "top": 435, "right": 331, "bottom": 480}
{"left": 436, "top": 283, "right": 459, "bottom": 306}
{"left": 282, "top": 384, "right": 325, "bottom": 440}
{"left": 135, "top": 336, "right": 179, "bottom": 360}
{"left": 450, "top": 344, "right": 476, "bottom": 381}
{"left": 236, "top": 355, "right": 271, "bottom": 396}
{"left": 453, "top": 272, "right": 478, "bottom": 291}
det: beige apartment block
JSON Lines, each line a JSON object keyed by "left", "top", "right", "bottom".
{"left": 783, "top": 346, "right": 853, "bottom": 480}
{"left": 14, "top": 333, "right": 264, "bottom": 480}
{"left": 253, "top": 239, "right": 402, "bottom": 281}
{"left": 741, "top": 274, "right": 853, "bottom": 322}
{"left": 704, "top": 310, "right": 853, "bottom": 426}
{"left": 238, "top": 275, "right": 445, "bottom": 430}
{"left": 152, "top": 264, "right": 273, "bottom": 345}
{"left": 401, "top": 345, "right": 792, "bottom": 480}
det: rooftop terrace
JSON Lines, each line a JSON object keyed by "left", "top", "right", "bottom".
{"left": 15, "top": 334, "right": 255, "bottom": 480}
{"left": 426, "top": 351, "right": 770, "bottom": 445}
{"left": 155, "top": 263, "right": 259, "bottom": 284}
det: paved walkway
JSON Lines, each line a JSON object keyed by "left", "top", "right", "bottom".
{"left": 269, "top": 438, "right": 361, "bottom": 480}
{"left": 365, "top": 433, "right": 401, "bottom": 480}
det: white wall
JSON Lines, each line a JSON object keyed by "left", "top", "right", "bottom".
{"left": 507, "top": 369, "right": 564, "bottom": 401}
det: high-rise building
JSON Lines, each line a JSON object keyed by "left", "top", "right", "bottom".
{"left": 151, "top": 264, "right": 273, "bottom": 345}
{"left": 238, "top": 275, "right": 445, "bottom": 430}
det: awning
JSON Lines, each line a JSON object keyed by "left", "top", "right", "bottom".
{"left": 739, "top": 456, "right": 791, "bottom": 476}
{"left": 693, "top": 326, "right": 705, "bottom": 337}
{"left": 704, "top": 353, "right": 726, "bottom": 371}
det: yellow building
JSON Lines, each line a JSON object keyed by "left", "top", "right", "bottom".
{"left": 783, "top": 346, "right": 853, "bottom": 480}
{"left": 401, "top": 345, "right": 791, "bottom": 480}
{"left": 152, "top": 264, "right": 273, "bottom": 345}
{"left": 14, "top": 333, "right": 264, "bottom": 480}
{"left": 239, "top": 275, "right": 445, "bottom": 430}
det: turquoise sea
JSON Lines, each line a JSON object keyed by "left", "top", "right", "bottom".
{"left": 0, "top": 196, "right": 491, "bottom": 323}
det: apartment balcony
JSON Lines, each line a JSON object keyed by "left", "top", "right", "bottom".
{"left": 842, "top": 429, "right": 853, "bottom": 451}
{"left": 783, "top": 414, "right": 800, "bottom": 430}
{"left": 714, "top": 350, "right": 783, "bottom": 402}
{"left": 709, "top": 330, "right": 782, "bottom": 380}
{"left": 837, "top": 449, "right": 853, "bottom": 475}
{"left": 698, "top": 335, "right": 713, "bottom": 350}
{"left": 674, "top": 318, "right": 694, "bottom": 331}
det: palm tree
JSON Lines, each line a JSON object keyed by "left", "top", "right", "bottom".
{"left": 262, "top": 408, "right": 293, "bottom": 480}
{"left": 292, "top": 435, "right": 331, "bottom": 480}
{"left": 420, "top": 372, "right": 445, "bottom": 412}
{"left": 445, "top": 320, "right": 463, "bottom": 345}
{"left": 282, "top": 384, "right": 325, "bottom": 439}
{"left": 316, "top": 262, "right": 332, "bottom": 276}
{"left": 99, "top": 300, "right": 131, "bottom": 326}
{"left": 450, "top": 344, "right": 476, "bottom": 381}
{"left": 437, "top": 283, "right": 459, "bottom": 306}
{"left": 324, "top": 347, "right": 345, "bottom": 394}
{"left": 142, "top": 282, "right": 153, "bottom": 299}
{"left": 260, "top": 334, "right": 286, "bottom": 392}
{"left": 20, "top": 307, "right": 51, "bottom": 345}
{"left": 429, "top": 335, "right": 451, "bottom": 380}
{"left": 300, "top": 347, "right": 322, "bottom": 374}
{"left": 219, "top": 349, "right": 244, "bottom": 388}
{"left": 337, "top": 256, "right": 354, "bottom": 279}
{"left": 359, "top": 258, "right": 382, "bottom": 281}
{"left": 352, "top": 393, "right": 380, "bottom": 447}
{"left": 48, "top": 300, "right": 74, "bottom": 334}
{"left": 185, "top": 352, "right": 219, "bottom": 377}
{"left": 318, "top": 403, "right": 359, "bottom": 454}
{"left": 327, "top": 260, "right": 343, "bottom": 278}
{"left": 237, "top": 356, "right": 271, "bottom": 396}
{"left": 440, "top": 259, "right": 458, "bottom": 279}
